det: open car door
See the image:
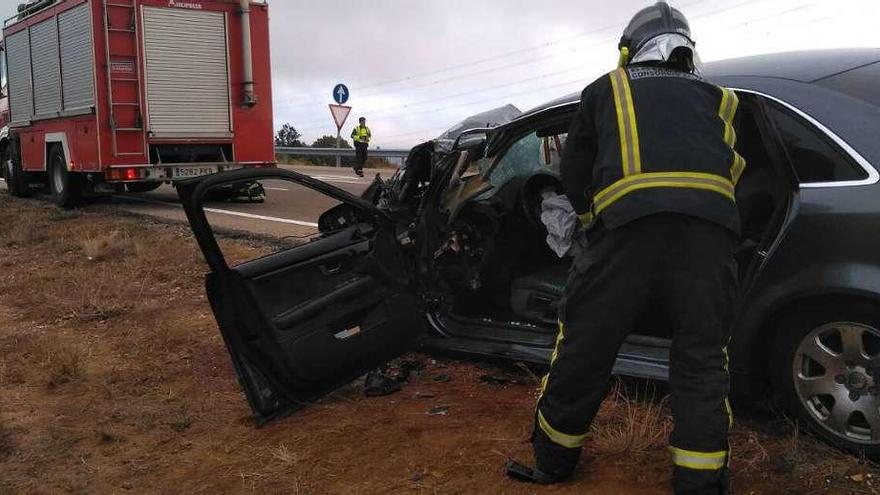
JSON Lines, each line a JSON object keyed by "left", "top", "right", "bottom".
{"left": 177, "top": 168, "right": 421, "bottom": 424}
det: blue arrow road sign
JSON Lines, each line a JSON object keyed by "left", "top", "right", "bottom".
{"left": 333, "top": 84, "right": 349, "bottom": 104}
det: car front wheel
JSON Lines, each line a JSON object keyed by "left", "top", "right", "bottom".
{"left": 773, "top": 301, "right": 880, "bottom": 459}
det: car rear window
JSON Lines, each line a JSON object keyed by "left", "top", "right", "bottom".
{"left": 765, "top": 100, "right": 869, "bottom": 184}
{"left": 815, "top": 62, "right": 880, "bottom": 108}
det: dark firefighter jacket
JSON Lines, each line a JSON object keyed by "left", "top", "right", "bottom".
{"left": 560, "top": 64, "right": 745, "bottom": 235}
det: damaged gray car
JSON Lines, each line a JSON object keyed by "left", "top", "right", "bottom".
{"left": 177, "top": 49, "right": 880, "bottom": 459}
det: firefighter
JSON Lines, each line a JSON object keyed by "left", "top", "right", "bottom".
{"left": 505, "top": 2, "right": 743, "bottom": 493}
{"left": 350, "top": 117, "right": 372, "bottom": 177}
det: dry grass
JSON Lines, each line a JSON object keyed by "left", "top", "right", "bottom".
{"left": 44, "top": 345, "right": 84, "bottom": 388}
{"left": 591, "top": 382, "right": 672, "bottom": 456}
{"left": 269, "top": 443, "right": 298, "bottom": 465}
{"left": 0, "top": 422, "right": 13, "bottom": 460}
{"left": 81, "top": 230, "right": 139, "bottom": 261}
{"left": 169, "top": 404, "right": 194, "bottom": 433}
{"left": 0, "top": 214, "right": 49, "bottom": 247}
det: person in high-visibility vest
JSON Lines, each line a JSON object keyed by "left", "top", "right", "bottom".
{"left": 350, "top": 117, "right": 372, "bottom": 177}
{"left": 506, "top": 2, "right": 743, "bottom": 493}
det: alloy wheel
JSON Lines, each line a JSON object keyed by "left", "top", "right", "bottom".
{"left": 793, "top": 322, "right": 880, "bottom": 444}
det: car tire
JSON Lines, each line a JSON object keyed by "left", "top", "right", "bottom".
{"left": 772, "top": 300, "right": 880, "bottom": 460}
{"left": 125, "top": 182, "right": 162, "bottom": 193}
{"left": 47, "top": 145, "right": 83, "bottom": 208}
{"left": 4, "top": 140, "right": 31, "bottom": 198}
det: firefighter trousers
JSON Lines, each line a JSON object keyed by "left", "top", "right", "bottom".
{"left": 533, "top": 213, "right": 737, "bottom": 494}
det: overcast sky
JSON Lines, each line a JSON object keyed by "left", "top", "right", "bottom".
{"left": 2, "top": 1, "right": 878, "bottom": 148}
{"left": 273, "top": 0, "right": 880, "bottom": 148}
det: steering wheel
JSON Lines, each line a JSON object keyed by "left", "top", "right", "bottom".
{"left": 519, "top": 173, "right": 563, "bottom": 229}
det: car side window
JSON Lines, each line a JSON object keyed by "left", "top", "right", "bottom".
{"left": 764, "top": 100, "right": 867, "bottom": 184}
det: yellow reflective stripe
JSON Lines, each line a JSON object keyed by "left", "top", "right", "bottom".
{"left": 731, "top": 153, "right": 746, "bottom": 185}
{"left": 609, "top": 68, "right": 642, "bottom": 176}
{"left": 539, "top": 321, "right": 565, "bottom": 397}
{"left": 722, "top": 345, "right": 734, "bottom": 430}
{"left": 669, "top": 447, "right": 728, "bottom": 471}
{"left": 622, "top": 71, "right": 641, "bottom": 174}
{"left": 718, "top": 88, "right": 739, "bottom": 146}
{"left": 538, "top": 410, "right": 588, "bottom": 449}
{"left": 550, "top": 320, "right": 565, "bottom": 365}
{"left": 609, "top": 71, "right": 630, "bottom": 176}
{"left": 593, "top": 172, "right": 735, "bottom": 215}
{"left": 577, "top": 212, "right": 594, "bottom": 229}
{"left": 718, "top": 88, "right": 746, "bottom": 185}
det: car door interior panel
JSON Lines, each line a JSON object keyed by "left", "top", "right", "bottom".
{"left": 177, "top": 169, "right": 421, "bottom": 423}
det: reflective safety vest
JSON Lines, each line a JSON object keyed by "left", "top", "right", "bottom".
{"left": 567, "top": 65, "right": 745, "bottom": 234}
{"left": 351, "top": 125, "right": 371, "bottom": 144}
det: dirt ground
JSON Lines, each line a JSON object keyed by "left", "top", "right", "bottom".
{"left": 1, "top": 194, "right": 879, "bottom": 494}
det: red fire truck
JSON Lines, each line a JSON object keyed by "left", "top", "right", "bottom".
{"left": 0, "top": 0, "right": 274, "bottom": 207}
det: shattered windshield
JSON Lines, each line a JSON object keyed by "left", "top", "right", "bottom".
{"left": 482, "top": 132, "right": 567, "bottom": 189}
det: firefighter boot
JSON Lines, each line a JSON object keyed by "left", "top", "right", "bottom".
{"left": 504, "top": 459, "right": 565, "bottom": 485}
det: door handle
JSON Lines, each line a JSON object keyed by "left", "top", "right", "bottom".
{"left": 320, "top": 262, "right": 343, "bottom": 275}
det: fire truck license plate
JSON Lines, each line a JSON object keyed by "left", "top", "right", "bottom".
{"left": 174, "top": 167, "right": 219, "bottom": 178}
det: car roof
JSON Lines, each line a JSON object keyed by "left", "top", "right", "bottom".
{"left": 498, "top": 49, "right": 880, "bottom": 170}
{"left": 701, "top": 48, "right": 880, "bottom": 82}
{"left": 516, "top": 48, "right": 880, "bottom": 119}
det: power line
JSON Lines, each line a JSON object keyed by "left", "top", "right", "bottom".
{"left": 278, "top": 0, "right": 717, "bottom": 106}
{"left": 292, "top": 75, "right": 587, "bottom": 135}
{"left": 288, "top": 0, "right": 781, "bottom": 145}
{"left": 287, "top": 65, "right": 590, "bottom": 128}
{"left": 280, "top": 0, "right": 764, "bottom": 112}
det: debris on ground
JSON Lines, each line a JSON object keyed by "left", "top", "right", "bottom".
{"left": 364, "top": 370, "right": 403, "bottom": 397}
{"left": 428, "top": 406, "right": 450, "bottom": 416}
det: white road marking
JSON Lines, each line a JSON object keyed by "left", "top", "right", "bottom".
{"left": 264, "top": 187, "right": 289, "bottom": 191}
{"left": 309, "top": 175, "right": 368, "bottom": 185}
{"left": 120, "top": 195, "right": 319, "bottom": 228}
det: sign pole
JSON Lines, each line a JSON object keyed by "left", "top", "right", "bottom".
{"left": 336, "top": 130, "right": 342, "bottom": 168}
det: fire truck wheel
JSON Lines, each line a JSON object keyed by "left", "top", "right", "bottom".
{"left": 4, "top": 144, "right": 31, "bottom": 198}
{"left": 47, "top": 145, "right": 84, "bottom": 209}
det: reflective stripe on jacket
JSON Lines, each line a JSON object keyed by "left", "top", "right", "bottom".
{"left": 351, "top": 125, "right": 371, "bottom": 144}
{"left": 560, "top": 64, "right": 745, "bottom": 235}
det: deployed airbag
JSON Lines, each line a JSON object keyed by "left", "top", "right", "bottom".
{"left": 540, "top": 194, "right": 578, "bottom": 258}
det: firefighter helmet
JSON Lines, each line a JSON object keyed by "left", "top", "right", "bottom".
{"left": 618, "top": 2, "right": 695, "bottom": 68}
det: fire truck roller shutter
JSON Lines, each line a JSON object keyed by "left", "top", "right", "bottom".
{"left": 5, "top": 29, "right": 33, "bottom": 124}
{"left": 58, "top": 4, "right": 95, "bottom": 111}
{"left": 30, "top": 17, "right": 61, "bottom": 118}
{"left": 142, "top": 7, "right": 232, "bottom": 139}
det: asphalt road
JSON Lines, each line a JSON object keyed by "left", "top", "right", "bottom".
{"left": 0, "top": 164, "right": 393, "bottom": 238}
{"left": 102, "top": 164, "right": 390, "bottom": 238}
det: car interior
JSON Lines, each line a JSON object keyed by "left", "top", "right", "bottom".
{"left": 425, "top": 93, "right": 794, "bottom": 349}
